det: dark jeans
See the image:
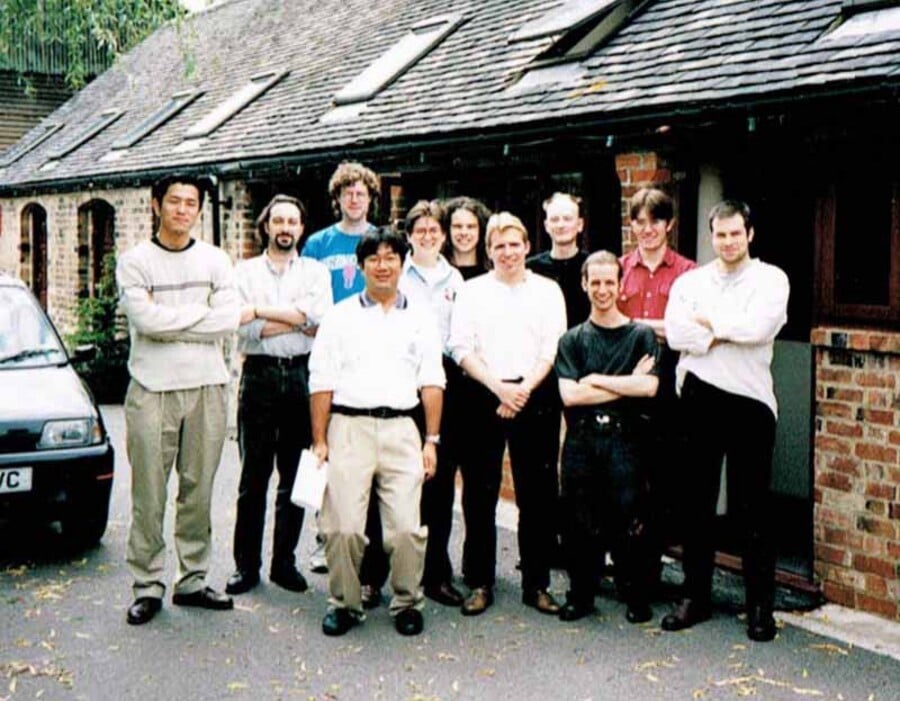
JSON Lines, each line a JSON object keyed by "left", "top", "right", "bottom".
{"left": 561, "top": 411, "right": 652, "bottom": 606}
{"left": 233, "top": 355, "right": 310, "bottom": 573}
{"left": 679, "top": 372, "right": 777, "bottom": 609}
{"left": 460, "top": 376, "right": 560, "bottom": 591}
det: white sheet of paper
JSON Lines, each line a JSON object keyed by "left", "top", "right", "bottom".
{"left": 290, "top": 449, "right": 328, "bottom": 511}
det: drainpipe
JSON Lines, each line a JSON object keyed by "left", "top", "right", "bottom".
{"left": 210, "top": 176, "right": 222, "bottom": 248}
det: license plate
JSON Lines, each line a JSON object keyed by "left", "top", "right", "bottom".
{"left": 0, "top": 467, "right": 32, "bottom": 493}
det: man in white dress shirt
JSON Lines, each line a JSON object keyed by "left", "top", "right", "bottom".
{"left": 449, "top": 212, "right": 567, "bottom": 616}
{"left": 226, "top": 195, "right": 332, "bottom": 596}
{"left": 309, "top": 228, "right": 444, "bottom": 637}
{"left": 660, "top": 200, "right": 789, "bottom": 642}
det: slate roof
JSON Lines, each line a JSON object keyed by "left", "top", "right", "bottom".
{"left": 1, "top": 0, "right": 898, "bottom": 190}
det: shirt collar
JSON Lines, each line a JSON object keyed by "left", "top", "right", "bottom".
{"left": 624, "top": 246, "right": 676, "bottom": 271}
{"left": 359, "top": 290, "right": 408, "bottom": 309}
{"left": 263, "top": 250, "right": 298, "bottom": 273}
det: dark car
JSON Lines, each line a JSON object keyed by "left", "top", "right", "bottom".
{"left": 0, "top": 274, "right": 114, "bottom": 548}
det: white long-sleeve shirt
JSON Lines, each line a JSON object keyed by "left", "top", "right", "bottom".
{"left": 449, "top": 270, "right": 567, "bottom": 380}
{"left": 664, "top": 258, "right": 789, "bottom": 417}
{"left": 117, "top": 238, "right": 240, "bottom": 391}
{"left": 236, "top": 252, "right": 332, "bottom": 357}
{"left": 398, "top": 255, "right": 464, "bottom": 354}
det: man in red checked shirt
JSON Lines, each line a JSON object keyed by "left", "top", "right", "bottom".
{"left": 618, "top": 188, "right": 697, "bottom": 595}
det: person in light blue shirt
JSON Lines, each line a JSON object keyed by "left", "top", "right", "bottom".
{"left": 302, "top": 161, "right": 380, "bottom": 302}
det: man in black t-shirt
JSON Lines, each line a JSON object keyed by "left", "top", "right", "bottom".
{"left": 527, "top": 192, "right": 590, "bottom": 328}
{"left": 554, "top": 251, "right": 661, "bottom": 623}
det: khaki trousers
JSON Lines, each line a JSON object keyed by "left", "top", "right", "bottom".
{"left": 320, "top": 414, "right": 427, "bottom": 614}
{"left": 125, "top": 381, "right": 228, "bottom": 599}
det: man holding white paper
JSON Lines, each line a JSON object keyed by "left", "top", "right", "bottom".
{"left": 226, "top": 195, "right": 332, "bottom": 596}
{"left": 309, "top": 227, "right": 445, "bottom": 638}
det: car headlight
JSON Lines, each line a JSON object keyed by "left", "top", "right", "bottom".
{"left": 38, "top": 419, "right": 103, "bottom": 448}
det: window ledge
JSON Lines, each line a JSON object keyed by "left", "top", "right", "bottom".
{"left": 811, "top": 326, "right": 900, "bottom": 354}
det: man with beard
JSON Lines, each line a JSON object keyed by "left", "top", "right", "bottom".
{"left": 226, "top": 195, "right": 332, "bottom": 596}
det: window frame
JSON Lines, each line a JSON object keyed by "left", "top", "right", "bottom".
{"left": 112, "top": 90, "right": 204, "bottom": 150}
{"left": 183, "top": 72, "right": 286, "bottom": 140}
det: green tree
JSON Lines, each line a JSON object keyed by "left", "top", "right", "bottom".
{"left": 0, "top": 0, "right": 185, "bottom": 89}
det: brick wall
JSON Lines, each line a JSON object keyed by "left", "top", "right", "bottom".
{"left": 811, "top": 327, "right": 900, "bottom": 621}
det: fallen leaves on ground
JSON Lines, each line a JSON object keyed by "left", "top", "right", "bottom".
{"left": 0, "top": 661, "right": 75, "bottom": 690}
{"left": 808, "top": 643, "right": 849, "bottom": 656}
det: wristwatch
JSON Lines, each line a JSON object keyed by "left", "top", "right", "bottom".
{"left": 424, "top": 434, "right": 441, "bottom": 445}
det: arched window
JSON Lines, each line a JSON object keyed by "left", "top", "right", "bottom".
{"left": 20, "top": 203, "right": 48, "bottom": 309}
{"left": 77, "top": 200, "right": 116, "bottom": 298}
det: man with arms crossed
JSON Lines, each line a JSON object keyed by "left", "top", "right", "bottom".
{"left": 661, "top": 200, "right": 789, "bottom": 642}
{"left": 449, "top": 212, "right": 567, "bottom": 616}
{"left": 309, "top": 228, "right": 444, "bottom": 637}
{"left": 117, "top": 173, "right": 240, "bottom": 625}
{"left": 555, "top": 251, "right": 659, "bottom": 623}
{"left": 226, "top": 195, "right": 332, "bottom": 595}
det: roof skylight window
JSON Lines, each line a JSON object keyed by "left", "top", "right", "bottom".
{"left": 47, "top": 110, "right": 123, "bottom": 160}
{"left": 334, "top": 14, "right": 465, "bottom": 106}
{"left": 184, "top": 72, "right": 286, "bottom": 139}
{"left": 112, "top": 90, "right": 203, "bottom": 149}
{"left": 511, "top": 0, "right": 620, "bottom": 42}
{"left": 824, "top": 1, "right": 900, "bottom": 41}
{"left": 0, "top": 123, "right": 63, "bottom": 167}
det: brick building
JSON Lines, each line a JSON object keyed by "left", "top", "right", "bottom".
{"left": 0, "top": 0, "right": 897, "bottom": 620}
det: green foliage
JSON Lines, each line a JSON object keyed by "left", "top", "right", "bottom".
{"left": 0, "top": 0, "right": 185, "bottom": 89}
{"left": 67, "top": 251, "right": 130, "bottom": 403}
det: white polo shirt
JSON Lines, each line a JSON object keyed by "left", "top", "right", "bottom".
{"left": 309, "top": 291, "right": 445, "bottom": 409}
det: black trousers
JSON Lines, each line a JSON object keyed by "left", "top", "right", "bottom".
{"left": 560, "top": 412, "right": 652, "bottom": 606}
{"left": 233, "top": 356, "right": 310, "bottom": 573}
{"left": 360, "top": 356, "right": 463, "bottom": 589}
{"left": 460, "top": 377, "right": 560, "bottom": 591}
{"left": 679, "top": 372, "right": 777, "bottom": 609}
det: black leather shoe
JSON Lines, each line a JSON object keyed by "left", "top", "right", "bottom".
{"left": 126, "top": 597, "right": 162, "bottom": 625}
{"left": 747, "top": 605, "right": 777, "bottom": 642}
{"left": 225, "top": 570, "right": 260, "bottom": 595}
{"left": 270, "top": 566, "right": 308, "bottom": 593}
{"left": 322, "top": 607, "right": 361, "bottom": 636}
{"left": 424, "top": 581, "right": 465, "bottom": 607}
{"left": 361, "top": 584, "right": 382, "bottom": 610}
{"left": 394, "top": 608, "right": 424, "bottom": 636}
{"left": 461, "top": 586, "right": 494, "bottom": 616}
{"left": 661, "top": 598, "right": 711, "bottom": 632}
{"left": 522, "top": 588, "right": 561, "bottom": 615}
{"left": 172, "top": 587, "right": 234, "bottom": 610}
{"left": 559, "top": 600, "right": 595, "bottom": 622}
{"left": 626, "top": 602, "right": 653, "bottom": 624}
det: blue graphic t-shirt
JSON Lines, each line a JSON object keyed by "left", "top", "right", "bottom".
{"left": 301, "top": 223, "right": 376, "bottom": 303}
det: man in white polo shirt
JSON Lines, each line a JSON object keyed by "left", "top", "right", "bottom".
{"left": 449, "top": 212, "right": 567, "bottom": 616}
{"left": 661, "top": 200, "right": 789, "bottom": 642}
{"left": 309, "top": 227, "right": 444, "bottom": 637}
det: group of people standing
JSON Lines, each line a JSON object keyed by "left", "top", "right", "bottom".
{"left": 116, "top": 160, "right": 789, "bottom": 645}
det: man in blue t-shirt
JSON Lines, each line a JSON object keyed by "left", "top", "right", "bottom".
{"left": 302, "top": 161, "right": 381, "bottom": 582}
{"left": 302, "top": 161, "right": 380, "bottom": 302}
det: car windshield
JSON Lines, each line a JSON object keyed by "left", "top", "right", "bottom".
{"left": 0, "top": 285, "right": 68, "bottom": 368}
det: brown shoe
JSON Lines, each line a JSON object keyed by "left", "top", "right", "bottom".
{"left": 522, "top": 588, "right": 561, "bottom": 615}
{"left": 461, "top": 586, "right": 493, "bottom": 616}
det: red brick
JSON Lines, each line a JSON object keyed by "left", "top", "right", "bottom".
{"left": 630, "top": 168, "right": 670, "bottom": 185}
{"left": 865, "top": 390, "right": 891, "bottom": 408}
{"left": 826, "top": 456, "right": 861, "bottom": 476}
{"left": 856, "top": 372, "right": 896, "bottom": 389}
{"left": 890, "top": 503, "right": 900, "bottom": 520}
{"left": 862, "top": 535, "right": 887, "bottom": 556}
{"left": 887, "top": 541, "right": 900, "bottom": 559}
{"left": 862, "top": 409, "right": 895, "bottom": 426}
{"left": 816, "top": 471, "right": 853, "bottom": 492}
{"left": 815, "top": 544, "right": 848, "bottom": 565}
{"left": 890, "top": 431, "right": 900, "bottom": 446}
{"left": 822, "top": 581, "right": 856, "bottom": 607}
{"left": 864, "top": 574, "right": 889, "bottom": 598}
{"left": 816, "top": 435, "right": 852, "bottom": 455}
{"left": 857, "top": 516, "right": 896, "bottom": 539}
{"left": 857, "top": 593, "right": 898, "bottom": 619}
{"left": 816, "top": 402, "right": 854, "bottom": 419}
{"left": 852, "top": 554, "right": 896, "bottom": 578}
{"left": 828, "top": 388, "right": 865, "bottom": 402}
{"left": 817, "top": 506, "right": 851, "bottom": 529}
{"left": 614, "top": 154, "right": 643, "bottom": 169}
{"left": 817, "top": 368, "right": 853, "bottom": 383}
{"left": 865, "top": 483, "right": 897, "bottom": 500}
{"left": 810, "top": 329, "right": 827, "bottom": 346}
{"left": 825, "top": 420, "right": 863, "bottom": 438}
{"left": 855, "top": 443, "right": 898, "bottom": 463}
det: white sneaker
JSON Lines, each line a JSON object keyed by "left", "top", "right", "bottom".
{"left": 309, "top": 538, "right": 328, "bottom": 574}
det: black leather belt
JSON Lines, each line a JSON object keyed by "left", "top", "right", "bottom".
{"left": 243, "top": 353, "right": 309, "bottom": 369}
{"left": 331, "top": 404, "right": 417, "bottom": 419}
